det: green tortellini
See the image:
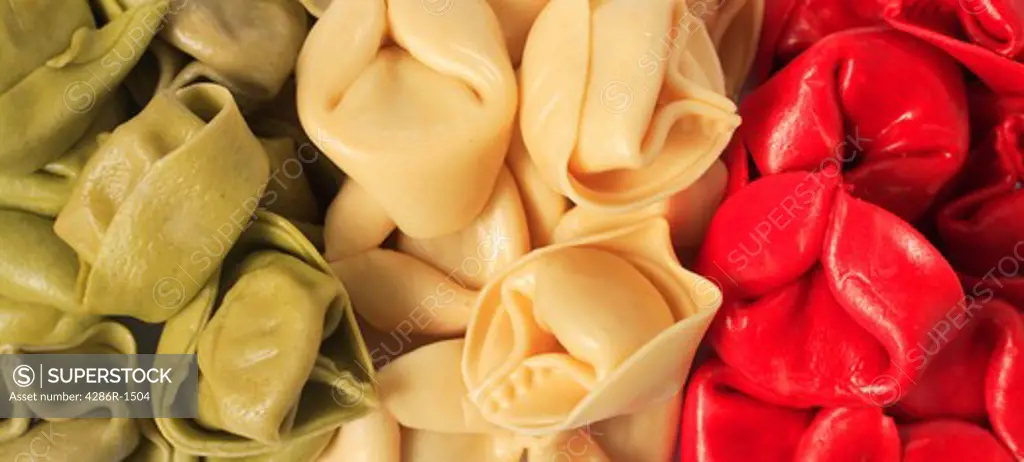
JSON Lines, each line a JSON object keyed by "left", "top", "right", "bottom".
{"left": 0, "top": 418, "right": 140, "bottom": 461}
{"left": 258, "top": 136, "right": 321, "bottom": 225}
{"left": 195, "top": 252, "right": 338, "bottom": 442}
{"left": 122, "top": 39, "right": 188, "bottom": 107}
{"left": 96, "top": 0, "right": 308, "bottom": 104}
{"left": 54, "top": 83, "right": 271, "bottom": 322}
{"left": 125, "top": 420, "right": 190, "bottom": 462}
{"left": 154, "top": 212, "right": 374, "bottom": 459}
{"left": 249, "top": 92, "right": 337, "bottom": 225}
{"left": 0, "top": 300, "right": 98, "bottom": 348}
{"left": 0, "top": 320, "right": 141, "bottom": 459}
{"left": 128, "top": 420, "right": 335, "bottom": 461}
{"left": 0, "top": 210, "right": 100, "bottom": 446}
{"left": 1, "top": 3, "right": 371, "bottom": 461}
{"left": 0, "top": 0, "right": 168, "bottom": 175}
{"left": 0, "top": 419, "right": 28, "bottom": 445}
{"left": 4, "top": 321, "right": 138, "bottom": 417}
{"left": 0, "top": 98, "right": 126, "bottom": 217}
{"left": 0, "top": 209, "right": 82, "bottom": 317}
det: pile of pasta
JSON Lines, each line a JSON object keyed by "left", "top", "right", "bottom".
{"left": 0, "top": 0, "right": 1021, "bottom": 461}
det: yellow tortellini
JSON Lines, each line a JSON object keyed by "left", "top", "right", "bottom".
{"left": 317, "top": 338, "right": 683, "bottom": 462}
{"left": 693, "top": 0, "right": 765, "bottom": 97}
{"left": 326, "top": 169, "right": 531, "bottom": 338}
{"left": 462, "top": 213, "right": 721, "bottom": 433}
{"left": 297, "top": 0, "right": 518, "bottom": 239}
{"left": 324, "top": 126, "right": 565, "bottom": 340}
{"left": 519, "top": 0, "right": 740, "bottom": 211}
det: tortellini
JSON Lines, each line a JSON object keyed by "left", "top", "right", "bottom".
{"left": 0, "top": 0, "right": 167, "bottom": 174}
{"left": 297, "top": 0, "right": 518, "bottom": 239}
{"left": 486, "top": 0, "right": 550, "bottom": 65}
{"left": 317, "top": 339, "right": 682, "bottom": 462}
{"left": 55, "top": 84, "right": 271, "bottom": 322}
{"left": 519, "top": 0, "right": 740, "bottom": 211}
{"left": 0, "top": 98, "right": 125, "bottom": 217}
{"left": 326, "top": 169, "right": 532, "bottom": 337}
{"left": 0, "top": 210, "right": 82, "bottom": 318}
{"left": 0, "top": 213, "right": 135, "bottom": 450}
{"left": 689, "top": 0, "right": 764, "bottom": 97}
{"left": 126, "top": 419, "right": 337, "bottom": 461}
{"left": 324, "top": 124, "right": 565, "bottom": 338}
{"left": 505, "top": 125, "right": 571, "bottom": 249}
{"left": 317, "top": 410, "right": 401, "bottom": 462}
{"left": 96, "top": 0, "right": 308, "bottom": 104}
{"left": 154, "top": 212, "right": 374, "bottom": 458}
{"left": 0, "top": 0, "right": 772, "bottom": 460}
{"left": 294, "top": 0, "right": 547, "bottom": 65}
{"left": 0, "top": 417, "right": 140, "bottom": 461}
{"left": 0, "top": 419, "right": 28, "bottom": 445}
{"left": 462, "top": 213, "right": 721, "bottom": 433}
{"left": 0, "top": 319, "right": 142, "bottom": 460}
{"left": 551, "top": 159, "right": 727, "bottom": 262}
